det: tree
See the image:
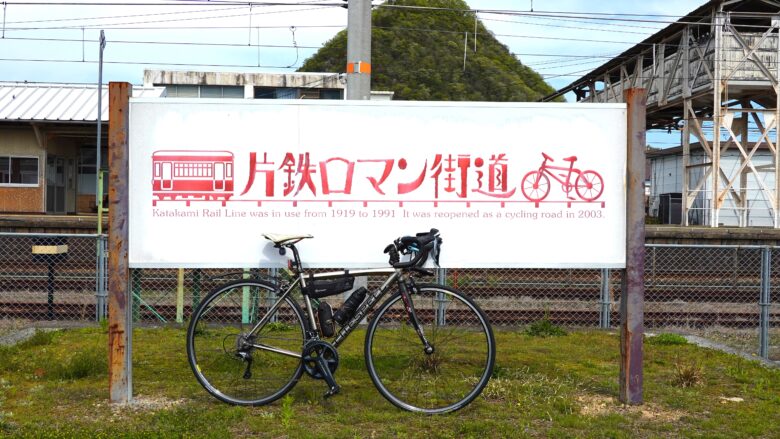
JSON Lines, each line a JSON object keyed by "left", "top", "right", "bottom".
{"left": 298, "top": 0, "right": 561, "bottom": 102}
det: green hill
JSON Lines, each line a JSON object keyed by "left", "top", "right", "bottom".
{"left": 298, "top": 0, "right": 558, "bottom": 101}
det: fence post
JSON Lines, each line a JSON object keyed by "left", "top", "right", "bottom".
{"left": 600, "top": 268, "right": 611, "bottom": 328}
{"left": 192, "top": 269, "right": 201, "bottom": 309}
{"left": 759, "top": 247, "right": 771, "bottom": 359}
{"left": 95, "top": 235, "right": 108, "bottom": 321}
{"left": 176, "top": 268, "right": 185, "bottom": 323}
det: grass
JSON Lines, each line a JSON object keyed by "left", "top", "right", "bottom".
{"left": 0, "top": 326, "right": 778, "bottom": 438}
{"left": 648, "top": 333, "right": 688, "bottom": 346}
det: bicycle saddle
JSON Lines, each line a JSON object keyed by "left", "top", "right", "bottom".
{"left": 563, "top": 156, "right": 577, "bottom": 162}
{"left": 262, "top": 233, "right": 313, "bottom": 246}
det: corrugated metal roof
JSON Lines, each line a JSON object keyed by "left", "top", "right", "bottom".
{"left": 0, "top": 82, "right": 165, "bottom": 122}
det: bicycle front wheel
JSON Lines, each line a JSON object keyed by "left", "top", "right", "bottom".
{"left": 187, "top": 279, "right": 307, "bottom": 406}
{"left": 365, "top": 284, "right": 495, "bottom": 414}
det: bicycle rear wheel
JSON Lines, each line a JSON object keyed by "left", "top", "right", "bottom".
{"left": 186, "top": 279, "right": 307, "bottom": 406}
{"left": 364, "top": 284, "right": 495, "bottom": 414}
{"left": 521, "top": 171, "right": 550, "bottom": 201}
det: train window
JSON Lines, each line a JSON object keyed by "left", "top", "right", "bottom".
{"left": 154, "top": 163, "right": 160, "bottom": 177}
{"left": 226, "top": 163, "right": 233, "bottom": 178}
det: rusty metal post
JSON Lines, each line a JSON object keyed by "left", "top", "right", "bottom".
{"left": 620, "top": 88, "right": 647, "bottom": 405}
{"left": 108, "top": 82, "right": 132, "bottom": 404}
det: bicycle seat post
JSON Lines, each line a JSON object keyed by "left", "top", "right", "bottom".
{"left": 286, "top": 244, "right": 303, "bottom": 274}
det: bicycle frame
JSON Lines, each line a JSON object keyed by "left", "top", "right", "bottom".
{"left": 244, "top": 267, "right": 399, "bottom": 358}
{"left": 537, "top": 159, "right": 581, "bottom": 190}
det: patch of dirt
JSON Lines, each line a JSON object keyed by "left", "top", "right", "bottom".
{"left": 95, "top": 396, "right": 186, "bottom": 415}
{"left": 577, "top": 394, "right": 685, "bottom": 423}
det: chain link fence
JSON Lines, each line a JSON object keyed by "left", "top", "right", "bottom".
{"left": 0, "top": 233, "right": 105, "bottom": 323}
{"left": 1, "top": 233, "right": 778, "bottom": 360}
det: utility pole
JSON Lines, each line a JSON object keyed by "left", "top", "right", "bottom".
{"left": 346, "top": 0, "right": 371, "bottom": 100}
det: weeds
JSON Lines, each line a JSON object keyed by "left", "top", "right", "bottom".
{"left": 673, "top": 359, "right": 704, "bottom": 388}
{"left": 49, "top": 347, "right": 107, "bottom": 380}
{"left": 280, "top": 395, "right": 294, "bottom": 429}
{"left": 265, "top": 322, "right": 293, "bottom": 332}
{"left": 525, "top": 317, "right": 567, "bottom": 337}
{"left": 478, "top": 377, "right": 515, "bottom": 402}
{"left": 17, "top": 329, "right": 56, "bottom": 349}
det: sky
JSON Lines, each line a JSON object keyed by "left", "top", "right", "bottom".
{"left": 0, "top": 0, "right": 709, "bottom": 146}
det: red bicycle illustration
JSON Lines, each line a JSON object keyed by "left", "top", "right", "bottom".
{"left": 521, "top": 153, "right": 604, "bottom": 202}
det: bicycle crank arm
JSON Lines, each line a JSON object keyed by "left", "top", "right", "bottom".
{"left": 316, "top": 355, "right": 340, "bottom": 398}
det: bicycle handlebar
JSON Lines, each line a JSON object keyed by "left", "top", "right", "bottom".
{"left": 384, "top": 228, "right": 441, "bottom": 269}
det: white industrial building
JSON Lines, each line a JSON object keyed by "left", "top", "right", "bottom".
{"left": 649, "top": 143, "right": 776, "bottom": 227}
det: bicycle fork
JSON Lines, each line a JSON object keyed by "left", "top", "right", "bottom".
{"left": 398, "top": 278, "right": 434, "bottom": 355}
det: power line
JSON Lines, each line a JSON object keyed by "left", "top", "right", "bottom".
{"left": 478, "top": 16, "right": 659, "bottom": 36}
{"left": 0, "top": 57, "right": 309, "bottom": 69}
{"left": 2, "top": 6, "right": 336, "bottom": 31}
{"left": 4, "top": 4, "right": 247, "bottom": 25}
{"left": 0, "top": 35, "right": 325, "bottom": 49}
{"left": 478, "top": 13, "right": 666, "bottom": 33}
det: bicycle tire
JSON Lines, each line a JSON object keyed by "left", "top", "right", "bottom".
{"left": 364, "top": 284, "right": 496, "bottom": 414}
{"left": 521, "top": 170, "right": 551, "bottom": 202}
{"left": 575, "top": 170, "right": 604, "bottom": 201}
{"left": 187, "top": 279, "right": 307, "bottom": 406}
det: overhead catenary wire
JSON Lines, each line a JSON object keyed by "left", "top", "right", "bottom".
{"left": 1, "top": 6, "right": 336, "bottom": 31}
{"left": 2, "top": 1, "right": 778, "bottom": 87}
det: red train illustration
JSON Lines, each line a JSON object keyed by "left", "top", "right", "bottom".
{"left": 152, "top": 150, "right": 234, "bottom": 202}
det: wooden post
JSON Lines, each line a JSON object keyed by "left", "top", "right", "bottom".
{"left": 108, "top": 82, "right": 132, "bottom": 404}
{"left": 620, "top": 87, "right": 647, "bottom": 405}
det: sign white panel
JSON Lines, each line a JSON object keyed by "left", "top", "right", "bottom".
{"left": 129, "top": 99, "right": 627, "bottom": 269}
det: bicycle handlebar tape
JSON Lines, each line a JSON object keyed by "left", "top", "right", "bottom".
{"left": 384, "top": 243, "right": 400, "bottom": 266}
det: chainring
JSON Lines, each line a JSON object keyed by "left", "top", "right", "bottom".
{"left": 301, "top": 340, "right": 339, "bottom": 379}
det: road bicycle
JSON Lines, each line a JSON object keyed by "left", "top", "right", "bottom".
{"left": 521, "top": 152, "right": 604, "bottom": 202}
{"left": 186, "top": 228, "right": 495, "bottom": 414}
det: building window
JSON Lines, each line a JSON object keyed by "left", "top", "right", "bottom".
{"left": 0, "top": 156, "right": 39, "bottom": 185}
{"left": 254, "top": 87, "right": 344, "bottom": 100}
{"left": 162, "top": 84, "right": 243, "bottom": 98}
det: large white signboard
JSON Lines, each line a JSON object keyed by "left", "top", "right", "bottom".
{"left": 129, "top": 99, "right": 626, "bottom": 268}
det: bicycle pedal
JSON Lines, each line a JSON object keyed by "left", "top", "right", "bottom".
{"left": 324, "top": 385, "right": 340, "bottom": 399}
